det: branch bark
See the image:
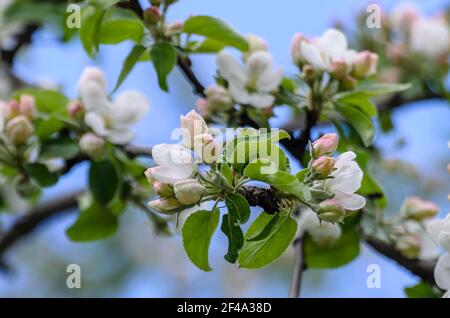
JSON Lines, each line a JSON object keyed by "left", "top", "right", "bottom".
{"left": 289, "top": 233, "right": 306, "bottom": 298}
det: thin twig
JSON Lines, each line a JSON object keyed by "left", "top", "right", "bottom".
{"left": 289, "top": 232, "right": 306, "bottom": 298}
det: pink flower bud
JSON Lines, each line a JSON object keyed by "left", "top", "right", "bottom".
{"left": 196, "top": 98, "right": 209, "bottom": 116}
{"left": 312, "top": 133, "right": 339, "bottom": 157}
{"left": 352, "top": 51, "right": 378, "bottom": 78}
{"left": 19, "top": 95, "right": 36, "bottom": 119}
{"left": 318, "top": 199, "right": 346, "bottom": 223}
{"left": 3, "top": 100, "right": 20, "bottom": 120}
{"left": 329, "top": 59, "right": 348, "bottom": 79}
{"left": 5, "top": 115, "right": 33, "bottom": 145}
{"left": 180, "top": 110, "right": 209, "bottom": 149}
{"left": 204, "top": 85, "right": 233, "bottom": 112}
{"left": 145, "top": 167, "right": 156, "bottom": 183}
{"left": 396, "top": 234, "right": 421, "bottom": 259}
{"left": 144, "top": 6, "right": 161, "bottom": 25}
{"left": 67, "top": 101, "right": 84, "bottom": 118}
{"left": 79, "top": 133, "right": 104, "bottom": 158}
{"left": 312, "top": 156, "right": 335, "bottom": 178}
{"left": 291, "top": 33, "right": 307, "bottom": 65}
{"left": 174, "top": 179, "right": 206, "bottom": 205}
{"left": 153, "top": 181, "right": 174, "bottom": 197}
{"left": 402, "top": 197, "right": 439, "bottom": 221}
{"left": 148, "top": 198, "right": 184, "bottom": 215}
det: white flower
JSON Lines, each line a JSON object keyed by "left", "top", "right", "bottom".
{"left": 404, "top": 220, "right": 439, "bottom": 261}
{"left": 427, "top": 214, "right": 450, "bottom": 252}
{"left": 216, "top": 51, "right": 283, "bottom": 109}
{"left": 78, "top": 67, "right": 149, "bottom": 145}
{"left": 145, "top": 143, "right": 194, "bottom": 184}
{"left": 410, "top": 17, "right": 450, "bottom": 58}
{"left": 321, "top": 151, "right": 366, "bottom": 211}
{"left": 300, "top": 208, "right": 342, "bottom": 246}
{"left": 435, "top": 254, "right": 450, "bottom": 293}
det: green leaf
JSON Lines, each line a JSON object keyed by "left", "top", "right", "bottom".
{"left": 237, "top": 212, "right": 297, "bottom": 269}
{"left": 335, "top": 94, "right": 378, "bottom": 117}
{"left": 220, "top": 163, "right": 233, "bottom": 187}
{"left": 247, "top": 212, "right": 280, "bottom": 242}
{"left": 151, "top": 42, "right": 177, "bottom": 92}
{"left": 404, "top": 282, "right": 442, "bottom": 298}
{"left": 99, "top": 18, "right": 144, "bottom": 44}
{"left": 304, "top": 228, "right": 360, "bottom": 268}
{"left": 87, "top": 0, "right": 122, "bottom": 10}
{"left": 186, "top": 38, "right": 227, "bottom": 53}
{"left": 183, "top": 15, "right": 248, "bottom": 51}
{"left": 182, "top": 209, "right": 220, "bottom": 272}
{"left": 80, "top": 6, "right": 106, "bottom": 57}
{"left": 113, "top": 45, "right": 147, "bottom": 92}
{"left": 225, "top": 193, "right": 250, "bottom": 224}
{"left": 89, "top": 159, "right": 120, "bottom": 206}
{"left": 221, "top": 214, "right": 244, "bottom": 263}
{"left": 40, "top": 136, "right": 79, "bottom": 160}
{"left": 334, "top": 83, "right": 412, "bottom": 99}
{"left": 336, "top": 104, "right": 375, "bottom": 147}
{"left": 66, "top": 201, "right": 118, "bottom": 242}
{"left": 25, "top": 163, "right": 58, "bottom": 187}
{"left": 35, "top": 117, "right": 65, "bottom": 140}
{"left": 12, "top": 89, "right": 69, "bottom": 114}
{"left": 244, "top": 159, "right": 311, "bottom": 203}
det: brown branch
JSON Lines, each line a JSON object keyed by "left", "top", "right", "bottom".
{"left": 289, "top": 233, "right": 306, "bottom": 298}
{"left": 365, "top": 237, "right": 437, "bottom": 285}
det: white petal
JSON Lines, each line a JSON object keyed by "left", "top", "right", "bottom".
{"left": 111, "top": 91, "right": 149, "bottom": 129}
{"left": 228, "top": 82, "right": 250, "bottom": 105}
{"left": 334, "top": 191, "right": 366, "bottom": 210}
{"left": 328, "top": 152, "right": 362, "bottom": 194}
{"left": 435, "top": 254, "right": 450, "bottom": 290}
{"left": 247, "top": 93, "right": 275, "bottom": 109}
{"left": 245, "top": 51, "right": 273, "bottom": 84}
{"left": 107, "top": 129, "right": 135, "bottom": 145}
{"left": 300, "top": 42, "right": 326, "bottom": 69}
{"left": 79, "top": 79, "right": 111, "bottom": 113}
{"left": 149, "top": 165, "right": 193, "bottom": 184}
{"left": 77, "top": 66, "right": 107, "bottom": 93}
{"left": 216, "top": 51, "right": 246, "bottom": 86}
{"left": 85, "top": 112, "right": 107, "bottom": 136}
{"left": 427, "top": 219, "right": 446, "bottom": 244}
{"left": 152, "top": 144, "right": 192, "bottom": 167}
{"left": 438, "top": 231, "right": 450, "bottom": 252}
{"left": 318, "top": 28, "right": 348, "bottom": 60}
{"left": 257, "top": 69, "right": 283, "bottom": 92}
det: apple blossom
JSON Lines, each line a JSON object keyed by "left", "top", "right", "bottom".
{"left": 174, "top": 179, "right": 206, "bottom": 205}
{"left": 427, "top": 213, "right": 450, "bottom": 252}
{"left": 244, "top": 34, "right": 268, "bottom": 60}
{"left": 193, "top": 133, "right": 222, "bottom": 164}
{"left": 351, "top": 51, "right": 378, "bottom": 78}
{"left": 316, "top": 151, "right": 366, "bottom": 211}
{"left": 203, "top": 85, "right": 234, "bottom": 113}
{"left": 402, "top": 220, "right": 439, "bottom": 261}
{"left": 145, "top": 143, "right": 194, "bottom": 185}
{"left": 300, "top": 208, "right": 342, "bottom": 246}
{"left": 79, "top": 133, "right": 105, "bottom": 158}
{"left": 435, "top": 254, "right": 450, "bottom": 296}
{"left": 410, "top": 17, "right": 450, "bottom": 58}
{"left": 318, "top": 199, "right": 346, "bottom": 223}
{"left": 396, "top": 234, "right": 422, "bottom": 259}
{"left": 312, "top": 133, "right": 339, "bottom": 157}
{"left": 148, "top": 197, "right": 184, "bottom": 214}
{"left": 180, "top": 110, "right": 209, "bottom": 149}
{"left": 78, "top": 66, "right": 150, "bottom": 145}
{"left": 311, "top": 156, "right": 335, "bottom": 178}
{"left": 216, "top": 51, "right": 283, "bottom": 109}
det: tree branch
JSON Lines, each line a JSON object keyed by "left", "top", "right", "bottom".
{"left": 289, "top": 233, "right": 306, "bottom": 298}
{"left": 365, "top": 237, "right": 436, "bottom": 285}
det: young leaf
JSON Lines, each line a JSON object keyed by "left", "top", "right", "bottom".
{"left": 40, "top": 136, "right": 80, "bottom": 160}
{"left": 183, "top": 16, "right": 248, "bottom": 51}
{"left": 80, "top": 6, "right": 106, "bottom": 57}
{"left": 113, "top": 45, "right": 147, "bottom": 92}
{"left": 247, "top": 212, "right": 280, "bottom": 242}
{"left": 182, "top": 209, "right": 220, "bottom": 272}
{"left": 66, "top": 201, "right": 118, "bottom": 242}
{"left": 335, "top": 104, "right": 375, "bottom": 147}
{"left": 404, "top": 282, "right": 442, "bottom": 298}
{"left": 304, "top": 228, "right": 360, "bottom": 268}
{"left": 151, "top": 42, "right": 177, "bottom": 92}
{"left": 238, "top": 212, "right": 297, "bottom": 269}
{"left": 244, "top": 159, "right": 311, "bottom": 203}
{"left": 225, "top": 193, "right": 250, "bottom": 224}
{"left": 89, "top": 159, "right": 120, "bottom": 206}
{"left": 25, "top": 163, "right": 58, "bottom": 187}
{"left": 220, "top": 163, "right": 233, "bottom": 187}
{"left": 221, "top": 214, "right": 244, "bottom": 263}
{"left": 99, "top": 19, "right": 144, "bottom": 44}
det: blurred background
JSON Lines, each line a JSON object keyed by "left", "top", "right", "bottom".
{"left": 0, "top": 0, "right": 449, "bottom": 297}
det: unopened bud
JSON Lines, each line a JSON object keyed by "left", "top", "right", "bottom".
{"left": 19, "top": 95, "right": 36, "bottom": 119}
{"left": 180, "top": 110, "right": 209, "bottom": 148}
{"left": 67, "top": 101, "right": 84, "bottom": 118}
{"left": 312, "top": 133, "right": 339, "bottom": 157}
{"left": 243, "top": 34, "right": 268, "bottom": 60}
{"left": 318, "top": 199, "right": 346, "bottom": 223}
{"left": 204, "top": 85, "right": 233, "bottom": 112}
{"left": 291, "top": 33, "right": 307, "bottom": 65}
{"left": 312, "top": 156, "right": 335, "bottom": 178}
{"left": 149, "top": 198, "right": 184, "bottom": 215}
{"left": 396, "top": 234, "right": 421, "bottom": 259}
{"left": 194, "top": 133, "right": 222, "bottom": 164}
{"left": 340, "top": 75, "right": 357, "bottom": 90}
{"left": 79, "top": 133, "right": 105, "bottom": 158}
{"left": 5, "top": 115, "right": 33, "bottom": 145}
{"left": 196, "top": 98, "right": 209, "bottom": 116}
{"left": 402, "top": 197, "right": 439, "bottom": 221}
{"left": 144, "top": 6, "right": 161, "bottom": 25}
{"left": 3, "top": 100, "right": 20, "bottom": 120}
{"left": 352, "top": 51, "right": 378, "bottom": 78}
{"left": 164, "top": 21, "right": 183, "bottom": 37}
{"left": 329, "top": 59, "right": 348, "bottom": 79}
{"left": 144, "top": 167, "right": 156, "bottom": 183}
{"left": 174, "top": 179, "right": 206, "bottom": 205}
{"left": 153, "top": 181, "right": 174, "bottom": 197}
